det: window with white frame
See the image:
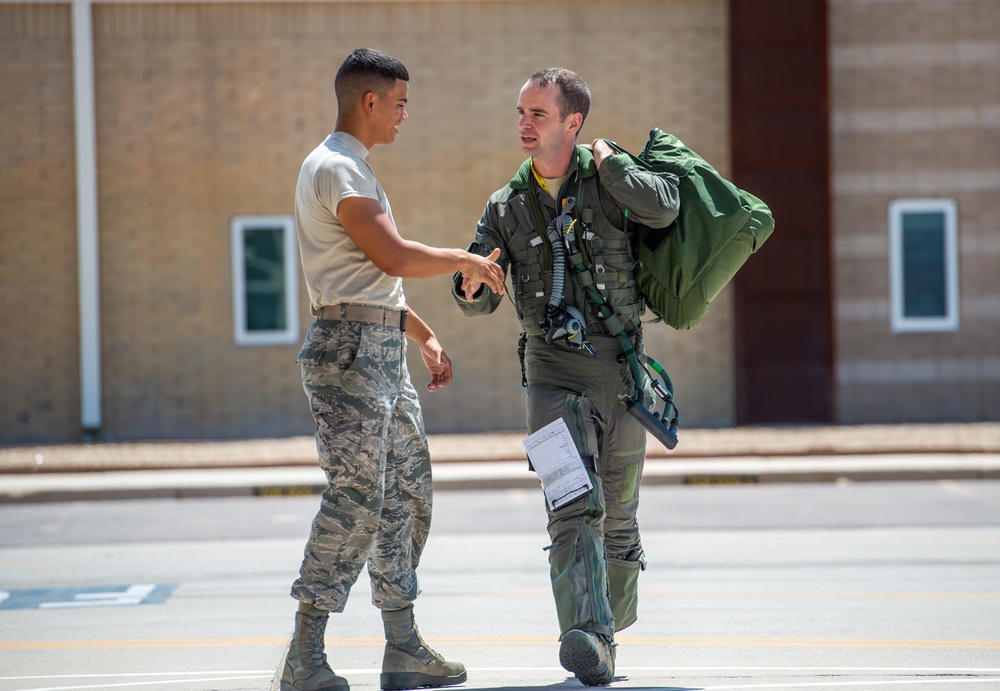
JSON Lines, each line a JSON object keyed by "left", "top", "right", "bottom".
{"left": 231, "top": 216, "right": 299, "bottom": 345}
{"left": 889, "top": 199, "right": 959, "bottom": 333}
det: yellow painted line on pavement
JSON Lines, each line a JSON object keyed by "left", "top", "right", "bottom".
{"left": 3, "top": 636, "right": 999, "bottom": 650}
{"left": 454, "top": 589, "right": 1000, "bottom": 601}
{"left": 613, "top": 637, "right": 1000, "bottom": 650}
{"left": 643, "top": 590, "right": 1000, "bottom": 601}
{"left": 0, "top": 638, "right": 291, "bottom": 650}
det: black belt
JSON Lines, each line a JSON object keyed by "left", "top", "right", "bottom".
{"left": 317, "top": 304, "right": 408, "bottom": 331}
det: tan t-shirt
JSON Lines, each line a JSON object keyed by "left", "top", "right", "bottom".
{"left": 294, "top": 131, "right": 406, "bottom": 314}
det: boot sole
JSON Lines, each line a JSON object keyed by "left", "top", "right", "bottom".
{"left": 559, "top": 630, "right": 613, "bottom": 686}
{"left": 380, "top": 670, "right": 467, "bottom": 690}
{"left": 280, "top": 681, "right": 349, "bottom": 691}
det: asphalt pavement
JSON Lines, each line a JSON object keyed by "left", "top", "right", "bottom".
{"left": 3, "top": 427, "right": 999, "bottom": 691}
{"left": 1, "top": 422, "right": 998, "bottom": 503}
{"left": 4, "top": 485, "right": 999, "bottom": 691}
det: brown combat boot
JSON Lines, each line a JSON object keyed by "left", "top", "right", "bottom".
{"left": 280, "top": 608, "right": 350, "bottom": 691}
{"left": 380, "top": 605, "right": 466, "bottom": 690}
{"left": 559, "top": 629, "right": 616, "bottom": 686}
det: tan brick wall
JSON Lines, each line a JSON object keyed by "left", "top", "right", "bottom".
{"left": 0, "top": 4, "right": 81, "bottom": 443}
{"left": 830, "top": 0, "right": 1000, "bottom": 422}
{"left": 378, "top": 0, "right": 735, "bottom": 432}
{"left": 2, "top": 0, "right": 732, "bottom": 442}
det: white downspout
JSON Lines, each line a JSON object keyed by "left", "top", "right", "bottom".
{"left": 72, "top": 0, "right": 101, "bottom": 434}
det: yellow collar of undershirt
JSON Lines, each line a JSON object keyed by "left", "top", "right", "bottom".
{"left": 530, "top": 160, "right": 569, "bottom": 201}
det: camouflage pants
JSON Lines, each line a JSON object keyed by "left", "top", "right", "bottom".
{"left": 290, "top": 318, "right": 432, "bottom": 613}
{"left": 524, "top": 334, "right": 647, "bottom": 640}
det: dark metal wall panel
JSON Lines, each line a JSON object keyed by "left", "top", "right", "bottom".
{"left": 730, "top": 0, "right": 835, "bottom": 423}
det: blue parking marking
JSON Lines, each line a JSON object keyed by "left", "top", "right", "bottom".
{"left": 0, "top": 583, "right": 176, "bottom": 610}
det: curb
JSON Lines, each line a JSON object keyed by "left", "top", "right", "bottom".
{"left": 1, "top": 454, "right": 998, "bottom": 504}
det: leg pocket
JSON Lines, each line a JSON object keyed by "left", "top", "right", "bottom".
{"left": 299, "top": 322, "right": 363, "bottom": 395}
{"left": 526, "top": 386, "right": 600, "bottom": 460}
{"left": 619, "top": 460, "right": 640, "bottom": 503}
{"left": 545, "top": 537, "right": 590, "bottom": 637}
{"left": 607, "top": 555, "right": 644, "bottom": 632}
{"left": 313, "top": 398, "right": 387, "bottom": 495}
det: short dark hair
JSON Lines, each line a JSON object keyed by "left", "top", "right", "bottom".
{"left": 528, "top": 68, "right": 591, "bottom": 125}
{"left": 335, "top": 48, "right": 409, "bottom": 110}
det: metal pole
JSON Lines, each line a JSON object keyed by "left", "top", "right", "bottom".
{"left": 72, "top": 0, "right": 102, "bottom": 435}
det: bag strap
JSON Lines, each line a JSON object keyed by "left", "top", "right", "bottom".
{"left": 564, "top": 146, "right": 681, "bottom": 448}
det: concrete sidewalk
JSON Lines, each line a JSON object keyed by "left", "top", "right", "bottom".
{"left": 0, "top": 422, "right": 998, "bottom": 503}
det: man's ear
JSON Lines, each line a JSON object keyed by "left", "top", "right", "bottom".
{"left": 363, "top": 91, "right": 376, "bottom": 114}
{"left": 566, "top": 112, "right": 584, "bottom": 137}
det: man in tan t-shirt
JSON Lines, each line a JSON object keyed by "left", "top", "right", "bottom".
{"left": 281, "top": 48, "right": 504, "bottom": 691}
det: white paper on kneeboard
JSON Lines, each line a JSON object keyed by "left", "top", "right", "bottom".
{"left": 522, "top": 417, "right": 592, "bottom": 510}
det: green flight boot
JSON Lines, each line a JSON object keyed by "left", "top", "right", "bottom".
{"left": 380, "top": 605, "right": 466, "bottom": 690}
{"left": 559, "top": 629, "right": 616, "bottom": 686}
{"left": 280, "top": 608, "right": 350, "bottom": 691}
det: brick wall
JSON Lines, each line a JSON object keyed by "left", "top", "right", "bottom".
{"left": 10, "top": 0, "right": 995, "bottom": 441}
{"left": 830, "top": 0, "right": 1000, "bottom": 422}
{"left": 1, "top": 0, "right": 732, "bottom": 442}
{"left": 0, "top": 4, "right": 81, "bottom": 442}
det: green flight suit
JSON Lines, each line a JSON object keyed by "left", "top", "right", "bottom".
{"left": 452, "top": 146, "right": 680, "bottom": 640}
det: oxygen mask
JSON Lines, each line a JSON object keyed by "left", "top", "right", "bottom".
{"left": 544, "top": 303, "right": 595, "bottom": 356}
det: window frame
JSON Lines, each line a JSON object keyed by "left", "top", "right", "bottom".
{"left": 888, "top": 199, "right": 959, "bottom": 334}
{"left": 231, "top": 215, "right": 300, "bottom": 346}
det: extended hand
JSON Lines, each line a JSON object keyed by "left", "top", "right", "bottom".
{"left": 462, "top": 248, "right": 504, "bottom": 299}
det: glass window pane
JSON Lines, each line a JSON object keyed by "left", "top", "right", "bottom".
{"left": 243, "top": 227, "right": 286, "bottom": 331}
{"left": 901, "top": 211, "right": 946, "bottom": 319}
